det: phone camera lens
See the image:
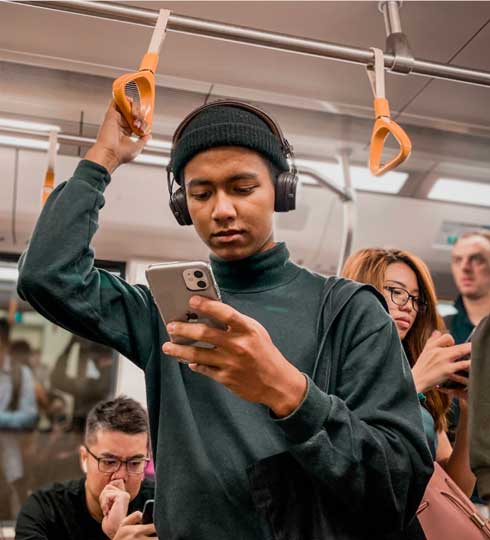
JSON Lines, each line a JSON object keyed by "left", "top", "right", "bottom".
{"left": 197, "top": 280, "right": 207, "bottom": 289}
{"left": 194, "top": 270, "right": 203, "bottom": 278}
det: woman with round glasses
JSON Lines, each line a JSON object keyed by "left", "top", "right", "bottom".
{"left": 342, "top": 248, "right": 475, "bottom": 496}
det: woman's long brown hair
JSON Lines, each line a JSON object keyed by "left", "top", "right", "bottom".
{"left": 341, "top": 248, "right": 450, "bottom": 432}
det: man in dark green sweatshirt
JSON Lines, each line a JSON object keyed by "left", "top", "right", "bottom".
{"left": 17, "top": 100, "right": 432, "bottom": 540}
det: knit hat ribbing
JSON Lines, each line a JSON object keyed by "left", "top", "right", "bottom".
{"left": 171, "top": 105, "right": 289, "bottom": 184}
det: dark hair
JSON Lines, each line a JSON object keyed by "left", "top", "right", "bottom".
{"left": 84, "top": 395, "right": 149, "bottom": 445}
{"left": 9, "top": 340, "right": 32, "bottom": 366}
{"left": 0, "top": 319, "right": 10, "bottom": 346}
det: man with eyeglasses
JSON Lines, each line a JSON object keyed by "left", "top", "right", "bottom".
{"left": 15, "top": 396, "right": 156, "bottom": 540}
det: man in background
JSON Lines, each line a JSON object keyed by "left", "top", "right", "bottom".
{"left": 16, "top": 395, "right": 155, "bottom": 540}
{"left": 446, "top": 230, "right": 490, "bottom": 342}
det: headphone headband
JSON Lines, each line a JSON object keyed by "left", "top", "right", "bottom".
{"left": 171, "top": 99, "right": 294, "bottom": 160}
{"left": 166, "top": 99, "right": 298, "bottom": 225}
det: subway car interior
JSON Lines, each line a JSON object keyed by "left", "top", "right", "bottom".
{"left": 1, "top": 1, "right": 490, "bottom": 539}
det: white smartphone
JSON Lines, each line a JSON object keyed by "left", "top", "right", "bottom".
{"left": 145, "top": 261, "right": 227, "bottom": 349}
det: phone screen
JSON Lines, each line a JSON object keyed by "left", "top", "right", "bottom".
{"left": 141, "top": 499, "right": 154, "bottom": 525}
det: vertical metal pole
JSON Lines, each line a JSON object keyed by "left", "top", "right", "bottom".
{"left": 379, "top": 1, "right": 403, "bottom": 35}
{"left": 336, "top": 149, "right": 356, "bottom": 276}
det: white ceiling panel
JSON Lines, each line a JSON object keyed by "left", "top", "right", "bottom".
{"left": 400, "top": 23, "right": 490, "bottom": 128}
{"left": 2, "top": 1, "right": 490, "bottom": 128}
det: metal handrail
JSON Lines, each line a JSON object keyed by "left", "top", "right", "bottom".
{"left": 9, "top": 0, "right": 490, "bottom": 88}
{"left": 1, "top": 125, "right": 355, "bottom": 271}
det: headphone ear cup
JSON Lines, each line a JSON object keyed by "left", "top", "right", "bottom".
{"left": 274, "top": 172, "right": 298, "bottom": 212}
{"left": 169, "top": 187, "right": 193, "bottom": 226}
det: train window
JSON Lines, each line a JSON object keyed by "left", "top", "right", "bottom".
{"left": 0, "top": 255, "right": 124, "bottom": 524}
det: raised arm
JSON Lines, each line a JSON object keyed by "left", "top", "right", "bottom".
{"left": 17, "top": 103, "right": 157, "bottom": 368}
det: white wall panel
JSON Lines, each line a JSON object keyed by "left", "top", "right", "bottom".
{"left": 0, "top": 147, "right": 15, "bottom": 248}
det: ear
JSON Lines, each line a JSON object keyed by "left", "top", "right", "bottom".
{"left": 79, "top": 446, "right": 88, "bottom": 474}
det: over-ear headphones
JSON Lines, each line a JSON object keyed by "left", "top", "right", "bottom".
{"left": 166, "top": 100, "right": 298, "bottom": 226}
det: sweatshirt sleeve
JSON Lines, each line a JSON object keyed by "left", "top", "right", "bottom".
{"left": 469, "top": 314, "right": 490, "bottom": 500}
{"left": 274, "top": 288, "right": 433, "bottom": 533}
{"left": 17, "top": 160, "right": 157, "bottom": 369}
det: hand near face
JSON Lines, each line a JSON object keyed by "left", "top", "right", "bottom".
{"left": 162, "top": 296, "right": 307, "bottom": 417}
{"left": 100, "top": 479, "right": 131, "bottom": 539}
{"left": 112, "top": 511, "right": 157, "bottom": 540}
{"left": 411, "top": 331, "right": 471, "bottom": 393}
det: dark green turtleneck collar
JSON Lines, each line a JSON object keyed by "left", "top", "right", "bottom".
{"left": 209, "top": 242, "right": 300, "bottom": 293}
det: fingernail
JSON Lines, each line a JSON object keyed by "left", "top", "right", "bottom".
{"left": 162, "top": 343, "right": 171, "bottom": 353}
{"left": 190, "top": 296, "right": 200, "bottom": 308}
{"left": 167, "top": 323, "right": 175, "bottom": 333}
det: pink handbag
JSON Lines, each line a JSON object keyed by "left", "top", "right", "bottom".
{"left": 417, "top": 462, "right": 490, "bottom": 539}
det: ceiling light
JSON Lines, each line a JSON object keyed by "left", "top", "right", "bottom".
{"left": 0, "top": 135, "right": 59, "bottom": 151}
{"left": 133, "top": 154, "right": 169, "bottom": 167}
{"left": 0, "top": 118, "right": 61, "bottom": 133}
{"left": 428, "top": 178, "right": 490, "bottom": 207}
{"left": 0, "top": 267, "right": 19, "bottom": 282}
{"left": 146, "top": 138, "right": 172, "bottom": 151}
{"left": 437, "top": 303, "right": 457, "bottom": 317}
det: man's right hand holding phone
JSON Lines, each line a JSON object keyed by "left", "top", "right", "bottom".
{"left": 112, "top": 511, "right": 157, "bottom": 540}
{"left": 411, "top": 330, "right": 471, "bottom": 393}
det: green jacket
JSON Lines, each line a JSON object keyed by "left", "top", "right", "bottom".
{"left": 18, "top": 160, "right": 433, "bottom": 539}
{"left": 469, "top": 315, "right": 490, "bottom": 501}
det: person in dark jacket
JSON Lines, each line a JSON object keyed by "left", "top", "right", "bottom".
{"left": 469, "top": 315, "right": 490, "bottom": 504}
{"left": 17, "top": 99, "right": 433, "bottom": 539}
{"left": 15, "top": 395, "right": 155, "bottom": 540}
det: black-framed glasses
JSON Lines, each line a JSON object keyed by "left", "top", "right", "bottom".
{"left": 84, "top": 445, "right": 149, "bottom": 475}
{"left": 383, "top": 286, "right": 428, "bottom": 313}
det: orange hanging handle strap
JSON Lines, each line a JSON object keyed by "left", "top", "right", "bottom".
{"left": 112, "top": 9, "right": 170, "bottom": 137}
{"left": 41, "top": 130, "right": 58, "bottom": 207}
{"left": 366, "top": 47, "right": 412, "bottom": 176}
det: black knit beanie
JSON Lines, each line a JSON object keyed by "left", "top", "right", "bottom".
{"left": 170, "top": 105, "right": 289, "bottom": 184}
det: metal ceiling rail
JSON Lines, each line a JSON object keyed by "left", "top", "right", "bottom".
{"left": 1, "top": 125, "right": 355, "bottom": 271}
{"left": 0, "top": 127, "right": 352, "bottom": 199}
{"left": 1, "top": 129, "right": 352, "bottom": 194}
{"left": 10, "top": 0, "right": 490, "bottom": 88}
